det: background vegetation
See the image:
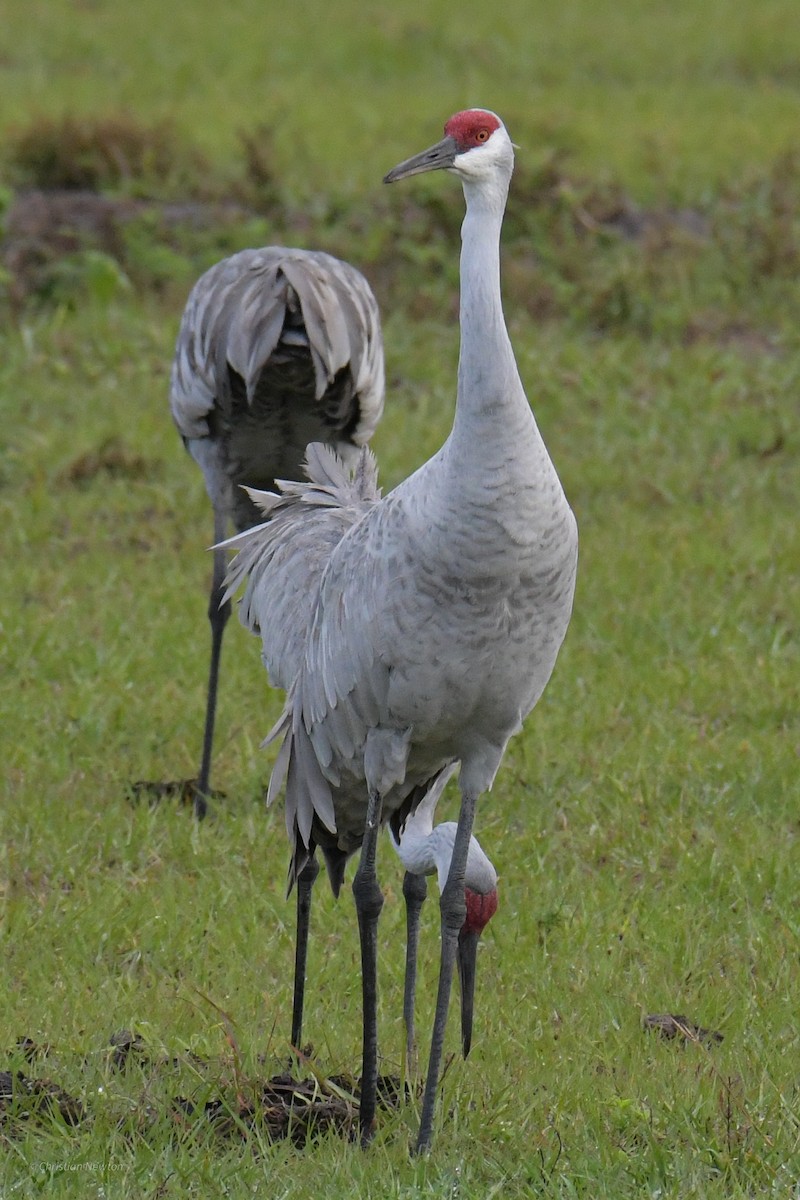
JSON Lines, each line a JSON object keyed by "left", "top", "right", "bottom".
{"left": 1, "top": 0, "right": 797, "bottom": 1195}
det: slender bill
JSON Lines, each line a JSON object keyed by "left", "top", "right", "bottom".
{"left": 456, "top": 927, "right": 479, "bottom": 1058}
{"left": 456, "top": 885, "right": 497, "bottom": 1058}
{"left": 383, "top": 135, "right": 459, "bottom": 183}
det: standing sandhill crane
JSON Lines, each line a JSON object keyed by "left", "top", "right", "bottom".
{"left": 169, "top": 247, "right": 384, "bottom": 819}
{"left": 223, "top": 452, "right": 496, "bottom": 1067}
{"left": 389, "top": 765, "right": 498, "bottom": 1069}
{"left": 221, "top": 109, "right": 578, "bottom": 1151}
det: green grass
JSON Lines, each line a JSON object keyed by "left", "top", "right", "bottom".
{"left": 3, "top": 0, "right": 800, "bottom": 198}
{"left": 1, "top": 0, "right": 799, "bottom": 1195}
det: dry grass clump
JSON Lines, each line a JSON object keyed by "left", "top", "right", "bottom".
{"left": 5, "top": 112, "right": 209, "bottom": 195}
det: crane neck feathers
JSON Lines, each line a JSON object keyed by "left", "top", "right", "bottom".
{"left": 453, "top": 165, "right": 528, "bottom": 437}
{"left": 392, "top": 818, "right": 498, "bottom": 896}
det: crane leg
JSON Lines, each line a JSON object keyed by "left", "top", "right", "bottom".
{"left": 352, "top": 787, "right": 385, "bottom": 1146}
{"left": 195, "top": 518, "right": 230, "bottom": 821}
{"left": 291, "top": 852, "right": 319, "bottom": 1050}
{"left": 415, "top": 788, "right": 478, "bottom": 1155}
{"left": 402, "top": 869, "right": 428, "bottom": 1076}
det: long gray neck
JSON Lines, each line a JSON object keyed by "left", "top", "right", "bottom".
{"left": 458, "top": 180, "right": 514, "bottom": 399}
{"left": 446, "top": 171, "right": 541, "bottom": 469}
{"left": 406, "top": 161, "right": 573, "bottom": 574}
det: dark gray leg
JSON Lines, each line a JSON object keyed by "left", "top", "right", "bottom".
{"left": 291, "top": 853, "right": 320, "bottom": 1049}
{"left": 195, "top": 512, "right": 229, "bottom": 820}
{"left": 415, "top": 789, "right": 478, "bottom": 1154}
{"left": 402, "top": 869, "right": 428, "bottom": 1074}
{"left": 352, "top": 788, "right": 385, "bottom": 1146}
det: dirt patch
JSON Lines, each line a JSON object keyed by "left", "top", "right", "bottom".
{"left": 59, "top": 436, "right": 152, "bottom": 485}
{"left": 174, "top": 1072, "right": 406, "bottom": 1147}
{"left": 644, "top": 1013, "right": 724, "bottom": 1046}
{"left": 127, "top": 778, "right": 227, "bottom": 809}
{"left": 0, "top": 1070, "right": 86, "bottom": 1132}
{"left": 2, "top": 1032, "right": 406, "bottom": 1149}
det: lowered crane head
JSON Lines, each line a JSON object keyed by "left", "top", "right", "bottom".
{"left": 391, "top": 777, "right": 498, "bottom": 1058}
{"left": 457, "top": 874, "right": 498, "bottom": 1057}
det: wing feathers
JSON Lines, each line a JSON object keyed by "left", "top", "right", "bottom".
{"left": 222, "top": 444, "right": 381, "bottom": 865}
{"left": 219, "top": 443, "right": 380, "bottom": 689}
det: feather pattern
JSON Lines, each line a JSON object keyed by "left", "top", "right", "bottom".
{"left": 169, "top": 245, "right": 384, "bottom": 820}
{"left": 171, "top": 246, "right": 384, "bottom": 532}
{"left": 221, "top": 443, "right": 381, "bottom": 693}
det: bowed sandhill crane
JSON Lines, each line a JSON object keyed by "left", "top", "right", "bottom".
{"left": 389, "top": 764, "right": 498, "bottom": 1069}
{"left": 170, "top": 247, "right": 385, "bottom": 819}
{"left": 221, "top": 108, "right": 578, "bottom": 1152}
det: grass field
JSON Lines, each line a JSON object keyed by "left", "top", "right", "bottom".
{"left": 1, "top": 1, "right": 799, "bottom": 1195}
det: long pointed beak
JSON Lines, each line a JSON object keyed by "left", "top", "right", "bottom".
{"left": 456, "top": 928, "right": 480, "bottom": 1058}
{"left": 383, "top": 135, "right": 459, "bottom": 184}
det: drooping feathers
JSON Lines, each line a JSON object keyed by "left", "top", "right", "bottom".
{"left": 172, "top": 247, "right": 384, "bottom": 454}
{"left": 168, "top": 246, "right": 384, "bottom": 818}
{"left": 221, "top": 442, "right": 393, "bottom": 894}
{"left": 221, "top": 443, "right": 382, "bottom": 693}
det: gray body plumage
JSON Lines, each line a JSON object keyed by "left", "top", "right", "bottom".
{"left": 227, "top": 411, "right": 575, "bottom": 891}
{"left": 171, "top": 246, "right": 384, "bottom": 532}
{"left": 224, "top": 151, "right": 577, "bottom": 888}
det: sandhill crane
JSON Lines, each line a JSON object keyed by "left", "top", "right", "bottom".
{"left": 389, "top": 765, "right": 498, "bottom": 1069}
{"left": 221, "top": 108, "right": 578, "bottom": 1151}
{"left": 169, "top": 247, "right": 384, "bottom": 819}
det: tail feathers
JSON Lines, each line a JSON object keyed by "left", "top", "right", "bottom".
{"left": 268, "top": 702, "right": 342, "bottom": 899}
{"left": 305, "top": 440, "right": 358, "bottom": 491}
{"left": 169, "top": 247, "right": 384, "bottom": 447}
{"left": 280, "top": 257, "right": 351, "bottom": 400}
{"left": 287, "top": 839, "right": 348, "bottom": 898}
{"left": 239, "top": 488, "right": 281, "bottom": 521}
{"left": 286, "top": 839, "right": 312, "bottom": 898}
{"left": 216, "top": 440, "right": 383, "bottom": 895}
{"left": 263, "top": 708, "right": 292, "bottom": 806}
{"left": 321, "top": 846, "right": 348, "bottom": 897}
{"left": 288, "top": 716, "right": 338, "bottom": 845}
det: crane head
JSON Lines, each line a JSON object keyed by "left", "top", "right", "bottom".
{"left": 383, "top": 109, "right": 511, "bottom": 185}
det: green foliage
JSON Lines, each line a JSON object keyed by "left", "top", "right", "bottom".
{"left": 1, "top": 0, "right": 799, "bottom": 1194}
{"left": 43, "top": 249, "right": 132, "bottom": 307}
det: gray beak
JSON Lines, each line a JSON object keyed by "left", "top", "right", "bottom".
{"left": 456, "top": 928, "right": 479, "bottom": 1058}
{"left": 383, "top": 135, "right": 459, "bottom": 184}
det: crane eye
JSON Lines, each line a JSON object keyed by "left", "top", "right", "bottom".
{"left": 476, "top": 129, "right": 489, "bottom": 142}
